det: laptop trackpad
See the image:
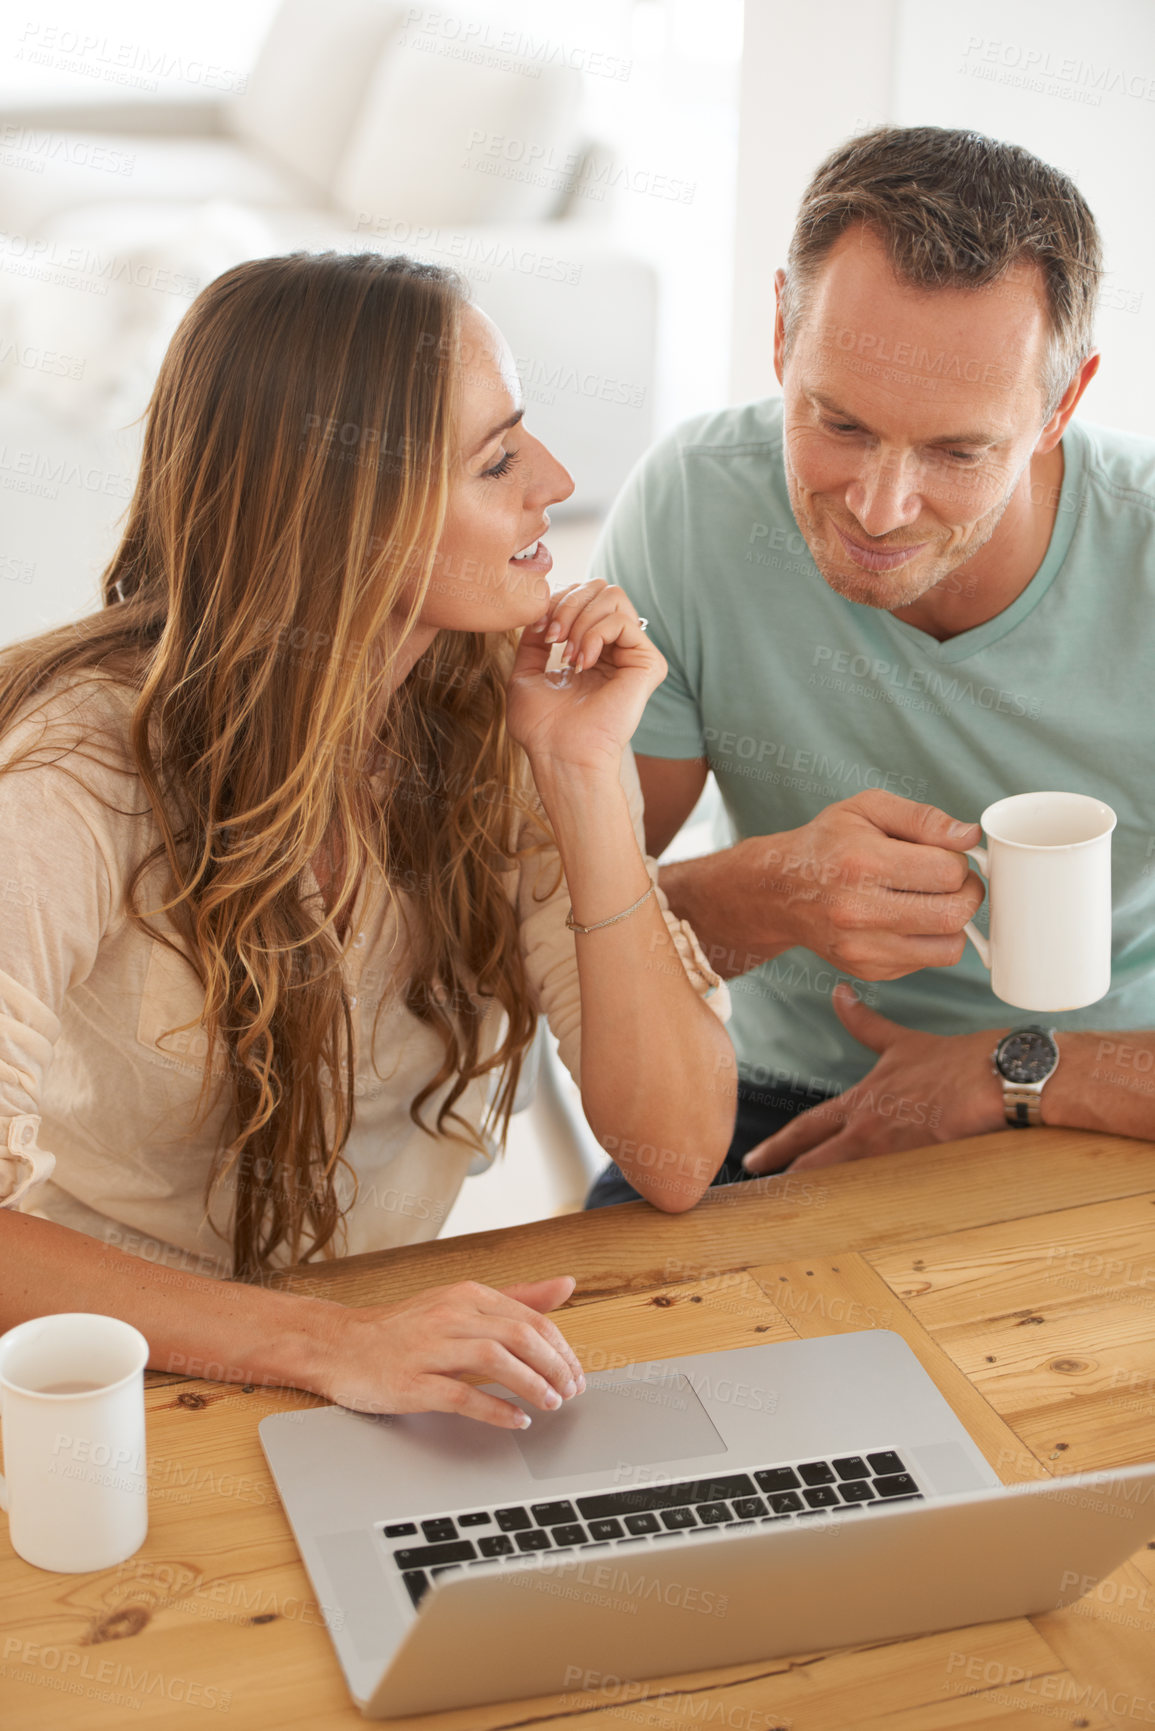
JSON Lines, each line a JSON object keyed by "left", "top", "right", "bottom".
{"left": 508, "top": 1369, "right": 726, "bottom": 1481}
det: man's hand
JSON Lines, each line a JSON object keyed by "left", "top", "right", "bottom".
{"left": 741, "top": 984, "right": 1007, "bottom": 1172}
{"left": 727, "top": 790, "right": 984, "bottom": 980}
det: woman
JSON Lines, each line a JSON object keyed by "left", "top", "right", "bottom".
{"left": 0, "top": 252, "right": 736, "bottom": 1430}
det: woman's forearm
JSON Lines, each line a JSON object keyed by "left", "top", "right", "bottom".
{"left": 0, "top": 1208, "right": 339, "bottom": 1389}
{"left": 0, "top": 1211, "right": 587, "bottom": 1428}
{"left": 532, "top": 760, "right": 738, "bottom": 1211}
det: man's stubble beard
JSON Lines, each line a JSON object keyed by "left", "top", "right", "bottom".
{"left": 783, "top": 459, "right": 1018, "bottom": 613}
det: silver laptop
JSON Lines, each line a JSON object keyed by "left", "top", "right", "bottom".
{"left": 259, "top": 1329, "right": 1155, "bottom": 1718}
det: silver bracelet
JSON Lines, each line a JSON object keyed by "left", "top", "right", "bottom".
{"left": 565, "top": 882, "right": 656, "bottom": 935}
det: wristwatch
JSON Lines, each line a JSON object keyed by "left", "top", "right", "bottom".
{"left": 991, "top": 1026, "right": 1060, "bottom": 1127}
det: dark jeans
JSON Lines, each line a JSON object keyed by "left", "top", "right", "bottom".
{"left": 583, "top": 1079, "right": 838, "bottom": 1210}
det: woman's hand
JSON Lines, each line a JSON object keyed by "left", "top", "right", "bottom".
{"left": 309, "top": 1274, "right": 587, "bottom": 1429}
{"left": 506, "top": 580, "right": 667, "bottom": 775}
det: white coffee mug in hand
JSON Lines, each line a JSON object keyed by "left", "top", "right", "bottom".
{"left": 0, "top": 1313, "right": 149, "bottom": 1572}
{"left": 962, "top": 791, "right": 1116, "bottom": 1012}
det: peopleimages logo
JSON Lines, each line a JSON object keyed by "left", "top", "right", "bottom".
{"left": 1, "top": 1637, "right": 231, "bottom": 1711}
{"left": 401, "top": 6, "right": 633, "bottom": 81}
{"left": 960, "top": 35, "right": 1155, "bottom": 104}
{"left": 0, "top": 123, "right": 135, "bottom": 176}
{"left": 703, "top": 726, "right": 929, "bottom": 801}
{"left": 350, "top": 216, "right": 585, "bottom": 286}
{"left": 810, "top": 645, "right": 1043, "bottom": 720}
{"left": 13, "top": 24, "right": 247, "bottom": 93}
{"left": 816, "top": 320, "right": 1016, "bottom": 389}
{"left": 516, "top": 354, "right": 647, "bottom": 409}
{"left": 462, "top": 133, "right": 696, "bottom": 204}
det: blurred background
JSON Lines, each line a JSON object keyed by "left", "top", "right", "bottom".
{"left": 1, "top": 0, "right": 1152, "bottom": 1230}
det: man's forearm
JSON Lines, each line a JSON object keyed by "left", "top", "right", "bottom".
{"left": 1041, "top": 1031, "right": 1155, "bottom": 1139}
{"left": 658, "top": 844, "right": 798, "bottom": 981}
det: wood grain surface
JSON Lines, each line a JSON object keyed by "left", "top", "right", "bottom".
{"left": 2, "top": 1126, "right": 1154, "bottom": 1729}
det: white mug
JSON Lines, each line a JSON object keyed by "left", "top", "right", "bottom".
{"left": 962, "top": 791, "right": 1116, "bottom": 1012}
{"left": 0, "top": 1313, "right": 149, "bottom": 1572}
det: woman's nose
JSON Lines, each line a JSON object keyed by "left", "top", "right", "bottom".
{"left": 527, "top": 432, "right": 575, "bottom": 508}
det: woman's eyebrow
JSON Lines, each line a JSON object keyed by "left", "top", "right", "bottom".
{"left": 470, "top": 407, "right": 524, "bottom": 458}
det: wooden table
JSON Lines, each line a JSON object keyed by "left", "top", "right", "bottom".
{"left": 4, "top": 1125, "right": 1155, "bottom": 1729}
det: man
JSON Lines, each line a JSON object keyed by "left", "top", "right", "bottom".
{"left": 584, "top": 125, "right": 1155, "bottom": 1209}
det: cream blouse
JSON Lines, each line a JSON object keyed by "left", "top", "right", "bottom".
{"left": 0, "top": 675, "right": 729, "bottom": 1278}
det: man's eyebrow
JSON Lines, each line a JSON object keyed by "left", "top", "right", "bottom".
{"left": 470, "top": 407, "right": 524, "bottom": 458}
{"left": 808, "top": 390, "right": 1002, "bottom": 446}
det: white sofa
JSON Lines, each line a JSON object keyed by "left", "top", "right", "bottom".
{"left": 0, "top": 0, "right": 656, "bottom": 639}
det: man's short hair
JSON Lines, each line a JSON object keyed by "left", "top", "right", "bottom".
{"left": 781, "top": 126, "right": 1103, "bottom": 418}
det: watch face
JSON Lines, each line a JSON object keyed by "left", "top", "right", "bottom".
{"left": 998, "top": 1029, "right": 1057, "bottom": 1084}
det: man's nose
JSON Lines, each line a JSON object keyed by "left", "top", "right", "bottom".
{"left": 844, "top": 449, "right": 922, "bottom": 536}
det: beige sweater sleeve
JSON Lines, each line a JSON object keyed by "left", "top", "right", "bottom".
{"left": 516, "top": 745, "right": 731, "bottom": 1089}
{"left": 0, "top": 721, "right": 122, "bottom": 1213}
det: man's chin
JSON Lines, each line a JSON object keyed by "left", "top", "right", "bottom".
{"left": 811, "top": 554, "right": 941, "bottom": 611}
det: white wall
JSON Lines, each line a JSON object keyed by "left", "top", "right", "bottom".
{"left": 731, "top": 0, "right": 1155, "bottom": 435}
{"left": 892, "top": 0, "right": 1155, "bottom": 435}
{"left": 729, "top": 0, "right": 897, "bottom": 404}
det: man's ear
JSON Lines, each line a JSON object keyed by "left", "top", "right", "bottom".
{"left": 773, "top": 268, "right": 788, "bottom": 387}
{"left": 1036, "top": 350, "right": 1100, "bottom": 453}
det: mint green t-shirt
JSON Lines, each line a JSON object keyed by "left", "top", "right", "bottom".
{"left": 591, "top": 398, "right": 1155, "bottom": 1095}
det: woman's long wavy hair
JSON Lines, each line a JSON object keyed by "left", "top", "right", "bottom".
{"left": 0, "top": 251, "right": 548, "bottom": 1279}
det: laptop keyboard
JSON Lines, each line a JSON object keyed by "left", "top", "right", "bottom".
{"left": 378, "top": 1447, "right": 924, "bottom": 1609}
